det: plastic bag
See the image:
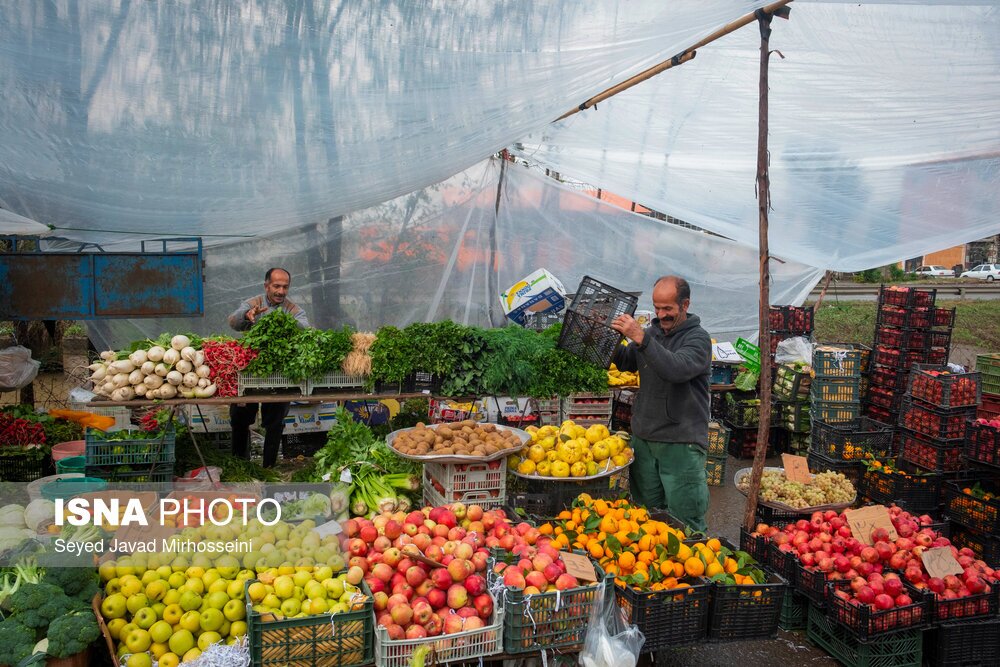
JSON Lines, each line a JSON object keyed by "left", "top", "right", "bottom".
{"left": 0, "top": 346, "right": 39, "bottom": 392}
{"left": 775, "top": 336, "right": 813, "bottom": 365}
{"left": 579, "top": 584, "right": 644, "bottom": 667}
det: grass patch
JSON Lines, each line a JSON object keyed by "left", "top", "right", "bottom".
{"left": 811, "top": 300, "right": 1000, "bottom": 351}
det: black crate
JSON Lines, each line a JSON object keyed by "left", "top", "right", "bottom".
{"left": 507, "top": 474, "right": 624, "bottom": 522}
{"left": 795, "top": 562, "right": 831, "bottom": 607}
{"left": 773, "top": 400, "right": 811, "bottom": 433}
{"left": 862, "top": 403, "right": 897, "bottom": 427}
{"left": 768, "top": 542, "right": 799, "bottom": 584}
{"left": 877, "top": 305, "right": 934, "bottom": 330}
{"left": 726, "top": 425, "right": 774, "bottom": 459}
{"left": 897, "top": 427, "right": 965, "bottom": 473}
{"left": 281, "top": 431, "right": 327, "bottom": 458}
{"left": 966, "top": 421, "right": 1000, "bottom": 469}
{"left": 616, "top": 580, "right": 712, "bottom": 653}
{"left": 944, "top": 480, "right": 1000, "bottom": 535}
{"left": 558, "top": 308, "right": 627, "bottom": 369}
{"left": 826, "top": 580, "right": 930, "bottom": 642}
{"left": 875, "top": 327, "right": 951, "bottom": 352}
{"left": 773, "top": 363, "right": 812, "bottom": 401}
{"left": 860, "top": 462, "right": 943, "bottom": 513}
{"left": 806, "top": 450, "right": 863, "bottom": 488}
{"left": 0, "top": 451, "right": 55, "bottom": 482}
{"left": 899, "top": 397, "right": 976, "bottom": 441}
{"left": 908, "top": 364, "right": 981, "bottom": 409}
{"left": 949, "top": 522, "right": 1000, "bottom": 567}
{"left": 873, "top": 345, "right": 930, "bottom": 370}
{"left": 768, "top": 305, "right": 815, "bottom": 333}
{"left": 806, "top": 605, "right": 922, "bottom": 667}
{"left": 723, "top": 393, "right": 763, "bottom": 428}
{"left": 918, "top": 576, "right": 1000, "bottom": 624}
{"left": 707, "top": 572, "right": 786, "bottom": 642}
{"left": 869, "top": 364, "right": 912, "bottom": 393}
{"left": 739, "top": 526, "right": 770, "bottom": 565}
{"left": 925, "top": 618, "right": 1000, "bottom": 667}
{"left": 866, "top": 384, "right": 904, "bottom": 412}
{"left": 811, "top": 417, "right": 895, "bottom": 461}
{"left": 753, "top": 503, "right": 812, "bottom": 530}
{"left": 404, "top": 370, "right": 442, "bottom": 394}
{"left": 878, "top": 285, "right": 936, "bottom": 308}
{"left": 569, "top": 275, "right": 639, "bottom": 322}
{"left": 932, "top": 306, "right": 956, "bottom": 328}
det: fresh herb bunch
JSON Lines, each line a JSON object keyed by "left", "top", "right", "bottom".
{"left": 312, "top": 407, "right": 378, "bottom": 479}
{"left": 480, "top": 326, "right": 553, "bottom": 396}
{"left": 242, "top": 309, "right": 302, "bottom": 376}
{"left": 529, "top": 347, "right": 607, "bottom": 398}
{"left": 369, "top": 326, "right": 414, "bottom": 385}
{"left": 283, "top": 326, "right": 354, "bottom": 382}
{"left": 0, "top": 406, "right": 80, "bottom": 445}
{"left": 402, "top": 321, "right": 466, "bottom": 375}
{"left": 440, "top": 327, "right": 489, "bottom": 397}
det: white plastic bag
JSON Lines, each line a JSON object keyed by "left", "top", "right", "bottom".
{"left": 579, "top": 585, "right": 644, "bottom": 667}
{"left": 774, "top": 337, "right": 813, "bottom": 366}
{"left": 0, "top": 345, "right": 40, "bottom": 392}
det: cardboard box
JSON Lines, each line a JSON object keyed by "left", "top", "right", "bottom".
{"left": 283, "top": 402, "right": 339, "bottom": 433}
{"left": 500, "top": 268, "right": 566, "bottom": 326}
{"left": 182, "top": 404, "right": 253, "bottom": 433}
{"left": 482, "top": 397, "right": 534, "bottom": 423}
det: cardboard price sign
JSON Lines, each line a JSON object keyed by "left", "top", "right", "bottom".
{"left": 921, "top": 547, "right": 964, "bottom": 580}
{"left": 781, "top": 454, "right": 812, "bottom": 484}
{"left": 560, "top": 551, "right": 597, "bottom": 582}
{"left": 845, "top": 505, "right": 898, "bottom": 545}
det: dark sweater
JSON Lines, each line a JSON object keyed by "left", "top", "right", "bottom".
{"left": 613, "top": 314, "right": 712, "bottom": 448}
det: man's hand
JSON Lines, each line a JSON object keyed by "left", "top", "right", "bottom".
{"left": 246, "top": 304, "right": 268, "bottom": 324}
{"left": 612, "top": 314, "right": 645, "bottom": 345}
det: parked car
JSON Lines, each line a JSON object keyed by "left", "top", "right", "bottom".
{"left": 911, "top": 265, "right": 954, "bottom": 277}
{"left": 959, "top": 263, "right": 1000, "bottom": 281}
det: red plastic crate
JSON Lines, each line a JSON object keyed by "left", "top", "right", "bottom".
{"left": 965, "top": 421, "right": 1000, "bottom": 468}
{"left": 978, "top": 393, "right": 1000, "bottom": 421}
{"left": 874, "top": 327, "right": 951, "bottom": 351}
{"left": 878, "top": 305, "right": 932, "bottom": 329}
{"left": 908, "top": 365, "right": 981, "bottom": 408}
{"left": 873, "top": 345, "right": 927, "bottom": 370}
{"left": 878, "top": 285, "right": 936, "bottom": 308}
{"left": 898, "top": 427, "right": 965, "bottom": 472}
{"left": 899, "top": 397, "right": 976, "bottom": 441}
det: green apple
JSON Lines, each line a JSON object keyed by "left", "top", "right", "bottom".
{"left": 124, "top": 628, "right": 152, "bottom": 654}
{"left": 324, "top": 578, "right": 345, "bottom": 599}
{"left": 179, "top": 610, "right": 201, "bottom": 633}
{"left": 101, "top": 593, "right": 127, "bottom": 620}
{"left": 126, "top": 594, "right": 150, "bottom": 615}
{"left": 199, "top": 608, "right": 225, "bottom": 632}
{"left": 125, "top": 652, "right": 151, "bottom": 667}
{"left": 168, "top": 629, "right": 195, "bottom": 657}
{"left": 262, "top": 593, "right": 281, "bottom": 609}
{"left": 179, "top": 590, "right": 202, "bottom": 611}
{"left": 133, "top": 607, "right": 158, "bottom": 630}
{"left": 226, "top": 580, "right": 244, "bottom": 599}
{"left": 182, "top": 647, "right": 202, "bottom": 663}
{"left": 229, "top": 620, "right": 247, "bottom": 638}
{"left": 197, "top": 631, "right": 223, "bottom": 651}
{"left": 223, "top": 599, "right": 246, "bottom": 622}
{"left": 280, "top": 598, "right": 301, "bottom": 617}
{"left": 206, "top": 591, "right": 230, "bottom": 610}
{"left": 167, "top": 572, "right": 186, "bottom": 589}
{"left": 149, "top": 620, "right": 173, "bottom": 644}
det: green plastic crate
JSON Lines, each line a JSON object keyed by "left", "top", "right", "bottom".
{"left": 707, "top": 421, "right": 730, "bottom": 457}
{"left": 778, "top": 588, "right": 808, "bottom": 631}
{"left": 84, "top": 426, "right": 176, "bottom": 467}
{"left": 705, "top": 455, "right": 726, "bottom": 487}
{"left": 806, "top": 604, "right": 921, "bottom": 667}
{"left": 246, "top": 577, "right": 373, "bottom": 667}
{"left": 976, "top": 353, "right": 1000, "bottom": 395}
{"left": 810, "top": 401, "right": 860, "bottom": 424}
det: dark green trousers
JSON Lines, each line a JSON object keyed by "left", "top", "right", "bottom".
{"left": 629, "top": 435, "right": 709, "bottom": 533}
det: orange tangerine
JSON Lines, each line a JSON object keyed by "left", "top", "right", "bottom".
{"left": 684, "top": 557, "right": 705, "bottom": 577}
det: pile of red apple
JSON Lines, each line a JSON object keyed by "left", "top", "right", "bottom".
{"left": 343, "top": 502, "right": 574, "bottom": 641}
{"left": 755, "top": 505, "right": 999, "bottom": 627}
{"left": 967, "top": 419, "right": 1000, "bottom": 466}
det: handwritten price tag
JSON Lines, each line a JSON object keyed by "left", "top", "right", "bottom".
{"left": 844, "top": 505, "right": 898, "bottom": 545}
{"left": 560, "top": 551, "right": 597, "bottom": 582}
{"left": 921, "top": 547, "right": 964, "bottom": 580}
{"left": 781, "top": 454, "right": 812, "bottom": 484}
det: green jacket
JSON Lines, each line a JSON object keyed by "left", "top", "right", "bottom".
{"left": 613, "top": 313, "right": 712, "bottom": 448}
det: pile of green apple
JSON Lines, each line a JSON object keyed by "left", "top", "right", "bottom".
{"left": 97, "top": 518, "right": 347, "bottom": 666}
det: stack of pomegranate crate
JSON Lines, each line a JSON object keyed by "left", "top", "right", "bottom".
{"left": 898, "top": 365, "right": 980, "bottom": 475}
{"left": 863, "top": 285, "right": 954, "bottom": 427}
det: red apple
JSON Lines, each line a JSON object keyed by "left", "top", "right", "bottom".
{"left": 474, "top": 593, "right": 493, "bottom": 619}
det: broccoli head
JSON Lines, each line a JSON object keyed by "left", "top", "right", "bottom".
{"left": 46, "top": 610, "right": 100, "bottom": 659}
{"left": 0, "top": 616, "right": 37, "bottom": 666}
{"left": 9, "top": 582, "right": 85, "bottom": 629}
{"left": 41, "top": 566, "right": 99, "bottom": 601}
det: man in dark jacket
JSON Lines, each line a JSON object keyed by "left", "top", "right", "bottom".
{"left": 611, "top": 275, "right": 711, "bottom": 531}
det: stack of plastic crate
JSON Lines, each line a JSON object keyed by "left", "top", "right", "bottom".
{"left": 561, "top": 392, "right": 613, "bottom": 428}
{"left": 863, "top": 285, "right": 953, "bottom": 426}
{"left": 810, "top": 344, "right": 865, "bottom": 425}
{"left": 898, "top": 365, "right": 980, "bottom": 475}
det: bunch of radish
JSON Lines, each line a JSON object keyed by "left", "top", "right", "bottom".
{"left": 88, "top": 334, "right": 217, "bottom": 401}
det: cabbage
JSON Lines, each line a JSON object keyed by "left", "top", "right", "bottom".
{"left": 24, "top": 499, "right": 55, "bottom": 532}
{"left": 300, "top": 493, "right": 332, "bottom": 518}
{"left": 0, "top": 504, "right": 26, "bottom": 528}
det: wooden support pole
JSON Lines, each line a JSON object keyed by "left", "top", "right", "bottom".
{"left": 556, "top": 0, "right": 794, "bottom": 121}
{"left": 813, "top": 270, "right": 835, "bottom": 311}
{"left": 743, "top": 9, "right": 780, "bottom": 532}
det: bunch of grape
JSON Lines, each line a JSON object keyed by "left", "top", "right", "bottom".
{"left": 739, "top": 470, "right": 855, "bottom": 509}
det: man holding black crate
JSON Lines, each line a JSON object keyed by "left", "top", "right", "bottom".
{"left": 228, "top": 267, "right": 310, "bottom": 468}
{"left": 611, "top": 275, "right": 712, "bottom": 532}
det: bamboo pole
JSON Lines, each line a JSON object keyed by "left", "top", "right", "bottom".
{"left": 743, "top": 9, "right": 780, "bottom": 533}
{"left": 557, "top": 0, "right": 794, "bottom": 121}
{"left": 813, "top": 270, "right": 835, "bottom": 311}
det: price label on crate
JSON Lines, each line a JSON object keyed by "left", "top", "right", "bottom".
{"left": 560, "top": 551, "right": 597, "bottom": 582}
{"left": 781, "top": 454, "right": 812, "bottom": 484}
{"left": 921, "top": 547, "right": 964, "bottom": 580}
{"left": 844, "top": 505, "right": 897, "bottom": 545}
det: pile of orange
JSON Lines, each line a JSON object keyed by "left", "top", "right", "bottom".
{"left": 539, "top": 495, "right": 765, "bottom": 593}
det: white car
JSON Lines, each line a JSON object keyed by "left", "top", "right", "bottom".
{"left": 912, "top": 265, "right": 954, "bottom": 277}
{"left": 960, "top": 263, "right": 1000, "bottom": 281}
